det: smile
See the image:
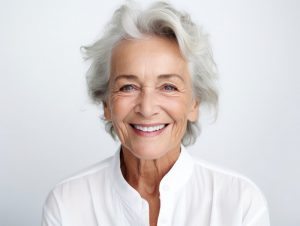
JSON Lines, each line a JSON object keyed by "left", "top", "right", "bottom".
{"left": 130, "top": 124, "right": 169, "bottom": 136}
{"left": 133, "top": 124, "right": 166, "bottom": 132}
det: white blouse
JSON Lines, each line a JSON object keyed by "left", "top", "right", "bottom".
{"left": 42, "top": 147, "right": 270, "bottom": 226}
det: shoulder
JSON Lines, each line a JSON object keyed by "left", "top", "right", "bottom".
{"left": 42, "top": 154, "right": 117, "bottom": 224}
{"left": 190, "top": 154, "right": 269, "bottom": 213}
{"left": 47, "top": 154, "right": 116, "bottom": 199}
{"left": 180, "top": 150, "right": 270, "bottom": 225}
{"left": 59, "top": 154, "right": 114, "bottom": 184}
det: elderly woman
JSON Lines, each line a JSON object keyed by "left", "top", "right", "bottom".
{"left": 42, "top": 1, "right": 270, "bottom": 226}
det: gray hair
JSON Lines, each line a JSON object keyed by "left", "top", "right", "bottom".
{"left": 82, "top": 0, "right": 218, "bottom": 146}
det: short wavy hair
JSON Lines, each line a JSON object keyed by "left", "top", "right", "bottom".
{"left": 82, "top": 1, "right": 218, "bottom": 146}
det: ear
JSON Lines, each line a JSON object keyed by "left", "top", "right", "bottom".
{"left": 103, "top": 101, "right": 111, "bottom": 121}
{"left": 187, "top": 100, "right": 199, "bottom": 122}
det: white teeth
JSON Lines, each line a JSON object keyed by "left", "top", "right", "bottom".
{"left": 133, "top": 124, "right": 165, "bottom": 132}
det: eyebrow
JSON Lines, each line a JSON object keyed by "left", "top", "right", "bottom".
{"left": 113, "top": 74, "right": 138, "bottom": 82}
{"left": 157, "top": 74, "right": 185, "bottom": 82}
{"left": 113, "top": 74, "right": 185, "bottom": 82}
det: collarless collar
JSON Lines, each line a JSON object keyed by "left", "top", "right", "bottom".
{"left": 159, "top": 146, "right": 195, "bottom": 194}
{"left": 111, "top": 147, "right": 144, "bottom": 211}
{"left": 110, "top": 146, "right": 195, "bottom": 209}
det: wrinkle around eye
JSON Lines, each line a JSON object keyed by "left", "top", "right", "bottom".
{"left": 158, "top": 83, "right": 187, "bottom": 95}
{"left": 120, "top": 84, "right": 137, "bottom": 92}
{"left": 111, "top": 83, "right": 140, "bottom": 93}
{"left": 162, "top": 84, "right": 178, "bottom": 91}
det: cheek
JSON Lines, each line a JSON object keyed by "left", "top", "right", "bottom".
{"left": 161, "top": 97, "right": 191, "bottom": 119}
{"left": 164, "top": 99, "right": 189, "bottom": 138}
{"left": 108, "top": 97, "right": 134, "bottom": 141}
{"left": 109, "top": 96, "right": 136, "bottom": 121}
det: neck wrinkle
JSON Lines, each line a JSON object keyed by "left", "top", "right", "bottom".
{"left": 120, "top": 147, "right": 180, "bottom": 198}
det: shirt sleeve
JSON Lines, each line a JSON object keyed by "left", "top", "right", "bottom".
{"left": 41, "top": 190, "right": 62, "bottom": 226}
{"left": 244, "top": 207, "right": 270, "bottom": 226}
{"left": 241, "top": 180, "right": 270, "bottom": 226}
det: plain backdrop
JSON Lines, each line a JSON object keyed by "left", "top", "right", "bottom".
{"left": 0, "top": 0, "right": 299, "bottom": 225}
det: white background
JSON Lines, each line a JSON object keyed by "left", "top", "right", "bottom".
{"left": 1, "top": 0, "right": 299, "bottom": 225}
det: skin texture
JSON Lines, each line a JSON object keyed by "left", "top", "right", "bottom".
{"left": 104, "top": 36, "right": 199, "bottom": 226}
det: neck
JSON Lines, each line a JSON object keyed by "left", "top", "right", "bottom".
{"left": 120, "top": 146, "right": 180, "bottom": 198}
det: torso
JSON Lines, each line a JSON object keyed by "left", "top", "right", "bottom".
{"left": 42, "top": 148, "right": 269, "bottom": 226}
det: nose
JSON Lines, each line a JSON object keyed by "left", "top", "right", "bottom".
{"left": 134, "top": 88, "right": 159, "bottom": 118}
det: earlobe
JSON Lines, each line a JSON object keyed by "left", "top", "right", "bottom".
{"left": 187, "top": 100, "right": 199, "bottom": 122}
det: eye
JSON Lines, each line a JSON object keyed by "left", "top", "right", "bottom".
{"left": 162, "top": 84, "right": 178, "bottom": 92}
{"left": 119, "top": 84, "right": 136, "bottom": 92}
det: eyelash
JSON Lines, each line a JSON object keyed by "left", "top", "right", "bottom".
{"left": 119, "top": 84, "right": 137, "bottom": 92}
{"left": 162, "top": 84, "right": 178, "bottom": 92}
{"left": 118, "top": 84, "right": 178, "bottom": 92}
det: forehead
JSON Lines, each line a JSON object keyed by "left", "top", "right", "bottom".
{"left": 110, "top": 36, "right": 189, "bottom": 79}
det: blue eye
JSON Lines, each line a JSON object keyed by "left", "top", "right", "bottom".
{"left": 120, "top": 84, "right": 136, "bottom": 92}
{"left": 163, "top": 84, "right": 177, "bottom": 91}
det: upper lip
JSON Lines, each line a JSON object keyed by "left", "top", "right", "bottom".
{"left": 130, "top": 123, "right": 169, "bottom": 127}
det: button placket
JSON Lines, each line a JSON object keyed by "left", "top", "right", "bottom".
{"left": 158, "top": 184, "right": 173, "bottom": 226}
{"left": 161, "top": 184, "right": 170, "bottom": 192}
{"left": 141, "top": 199, "right": 149, "bottom": 226}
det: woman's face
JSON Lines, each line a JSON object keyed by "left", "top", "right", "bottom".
{"left": 104, "top": 36, "right": 199, "bottom": 159}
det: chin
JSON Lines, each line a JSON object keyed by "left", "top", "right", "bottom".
{"left": 126, "top": 144, "right": 171, "bottom": 160}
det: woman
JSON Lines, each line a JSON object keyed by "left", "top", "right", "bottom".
{"left": 42, "top": 1, "right": 270, "bottom": 226}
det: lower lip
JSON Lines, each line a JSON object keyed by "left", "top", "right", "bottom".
{"left": 131, "top": 125, "right": 168, "bottom": 137}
